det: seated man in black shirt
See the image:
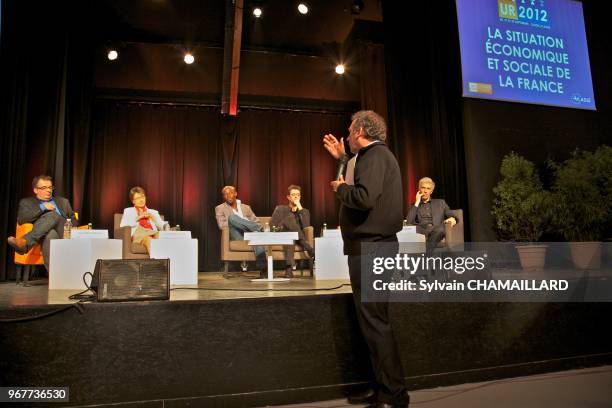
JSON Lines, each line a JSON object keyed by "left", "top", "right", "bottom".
{"left": 270, "top": 185, "right": 314, "bottom": 278}
{"left": 406, "top": 177, "right": 457, "bottom": 248}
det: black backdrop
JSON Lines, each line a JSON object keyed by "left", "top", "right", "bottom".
{"left": 383, "top": 0, "right": 469, "bottom": 228}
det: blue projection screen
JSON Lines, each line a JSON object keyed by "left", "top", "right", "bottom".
{"left": 456, "top": 0, "right": 596, "bottom": 110}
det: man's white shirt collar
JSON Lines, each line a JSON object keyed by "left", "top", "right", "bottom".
{"left": 232, "top": 199, "right": 246, "bottom": 219}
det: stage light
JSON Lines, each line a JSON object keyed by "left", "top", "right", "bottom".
{"left": 335, "top": 64, "right": 345, "bottom": 75}
{"left": 253, "top": 7, "right": 262, "bottom": 17}
{"left": 107, "top": 50, "right": 118, "bottom": 61}
{"left": 298, "top": 3, "right": 308, "bottom": 14}
{"left": 351, "top": 0, "right": 364, "bottom": 14}
{"left": 184, "top": 53, "right": 195, "bottom": 64}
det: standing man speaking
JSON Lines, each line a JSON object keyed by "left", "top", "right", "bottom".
{"left": 328, "top": 111, "right": 409, "bottom": 408}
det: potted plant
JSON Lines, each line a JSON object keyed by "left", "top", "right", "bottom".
{"left": 549, "top": 145, "right": 612, "bottom": 269}
{"left": 492, "top": 152, "right": 552, "bottom": 270}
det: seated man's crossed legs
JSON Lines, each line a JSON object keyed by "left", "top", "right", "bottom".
{"left": 228, "top": 213, "right": 262, "bottom": 239}
{"left": 8, "top": 211, "right": 67, "bottom": 270}
{"left": 27, "top": 211, "right": 66, "bottom": 249}
{"left": 228, "top": 214, "right": 267, "bottom": 274}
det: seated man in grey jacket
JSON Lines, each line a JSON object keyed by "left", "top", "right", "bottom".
{"left": 270, "top": 185, "right": 314, "bottom": 278}
{"left": 7, "top": 174, "right": 77, "bottom": 271}
{"left": 215, "top": 185, "right": 267, "bottom": 277}
{"left": 406, "top": 177, "right": 457, "bottom": 248}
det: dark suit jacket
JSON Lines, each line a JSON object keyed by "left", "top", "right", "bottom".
{"left": 270, "top": 205, "right": 310, "bottom": 240}
{"left": 17, "top": 196, "right": 76, "bottom": 225}
{"left": 336, "top": 142, "right": 403, "bottom": 255}
{"left": 406, "top": 198, "right": 455, "bottom": 227}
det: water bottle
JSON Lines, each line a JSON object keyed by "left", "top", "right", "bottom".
{"left": 88, "top": 223, "right": 93, "bottom": 230}
{"left": 63, "top": 219, "right": 72, "bottom": 239}
{"left": 264, "top": 222, "right": 270, "bottom": 232}
{"left": 403, "top": 219, "right": 408, "bottom": 228}
{"left": 322, "top": 223, "right": 327, "bottom": 237}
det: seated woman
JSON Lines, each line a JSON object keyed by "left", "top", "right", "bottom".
{"left": 120, "top": 186, "right": 167, "bottom": 254}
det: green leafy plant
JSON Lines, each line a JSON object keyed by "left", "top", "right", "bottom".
{"left": 549, "top": 145, "right": 612, "bottom": 241}
{"left": 492, "top": 152, "right": 552, "bottom": 242}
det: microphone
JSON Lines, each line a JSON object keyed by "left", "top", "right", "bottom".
{"left": 336, "top": 155, "right": 349, "bottom": 180}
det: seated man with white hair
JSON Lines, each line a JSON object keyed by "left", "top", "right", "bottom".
{"left": 406, "top": 177, "right": 457, "bottom": 247}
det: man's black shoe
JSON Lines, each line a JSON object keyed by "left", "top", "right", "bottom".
{"left": 347, "top": 388, "right": 376, "bottom": 404}
{"left": 259, "top": 268, "right": 267, "bottom": 279}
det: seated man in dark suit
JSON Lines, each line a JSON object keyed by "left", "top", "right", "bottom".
{"left": 270, "top": 185, "right": 314, "bottom": 278}
{"left": 406, "top": 177, "right": 457, "bottom": 249}
{"left": 7, "top": 174, "right": 77, "bottom": 270}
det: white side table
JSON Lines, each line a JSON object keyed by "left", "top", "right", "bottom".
{"left": 244, "top": 232, "right": 298, "bottom": 282}
{"left": 397, "top": 230, "right": 426, "bottom": 254}
{"left": 50, "top": 239, "right": 122, "bottom": 289}
{"left": 314, "top": 236, "right": 349, "bottom": 280}
{"left": 150, "top": 238, "right": 198, "bottom": 285}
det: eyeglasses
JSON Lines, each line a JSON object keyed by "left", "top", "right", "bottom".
{"left": 36, "top": 186, "right": 54, "bottom": 191}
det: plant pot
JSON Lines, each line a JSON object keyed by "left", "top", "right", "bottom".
{"left": 568, "top": 242, "right": 601, "bottom": 270}
{"left": 515, "top": 244, "right": 547, "bottom": 271}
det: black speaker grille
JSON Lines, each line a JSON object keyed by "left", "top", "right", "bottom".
{"left": 95, "top": 259, "right": 170, "bottom": 302}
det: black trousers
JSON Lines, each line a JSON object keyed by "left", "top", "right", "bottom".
{"left": 416, "top": 223, "right": 445, "bottom": 253}
{"left": 282, "top": 239, "right": 314, "bottom": 267}
{"left": 347, "top": 252, "right": 408, "bottom": 406}
{"left": 24, "top": 211, "right": 66, "bottom": 271}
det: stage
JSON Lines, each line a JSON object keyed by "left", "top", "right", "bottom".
{"left": 1, "top": 272, "right": 612, "bottom": 407}
{"left": 0, "top": 272, "right": 353, "bottom": 306}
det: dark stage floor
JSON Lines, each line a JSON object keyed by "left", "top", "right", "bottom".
{"left": 2, "top": 269, "right": 612, "bottom": 407}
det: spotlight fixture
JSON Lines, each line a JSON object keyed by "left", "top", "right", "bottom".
{"left": 253, "top": 7, "right": 263, "bottom": 17}
{"left": 184, "top": 53, "right": 195, "bottom": 64}
{"left": 335, "top": 64, "right": 345, "bottom": 75}
{"left": 107, "top": 49, "right": 118, "bottom": 61}
{"left": 351, "top": 0, "right": 364, "bottom": 14}
{"left": 297, "top": 3, "right": 309, "bottom": 14}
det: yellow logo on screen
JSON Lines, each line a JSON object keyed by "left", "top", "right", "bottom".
{"left": 498, "top": 0, "right": 518, "bottom": 20}
{"left": 469, "top": 82, "right": 493, "bottom": 95}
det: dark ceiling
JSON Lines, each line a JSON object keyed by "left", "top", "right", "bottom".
{"left": 95, "top": 0, "right": 383, "bottom": 54}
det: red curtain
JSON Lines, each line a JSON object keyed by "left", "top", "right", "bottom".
{"left": 83, "top": 101, "right": 350, "bottom": 271}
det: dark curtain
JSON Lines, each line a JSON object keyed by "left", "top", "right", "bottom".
{"left": 84, "top": 101, "right": 349, "bottom": 271}
{"left": 359, "top": 42, "right": 389, "bottom": 124}
{"left": 382, "top": 0, "right": 469, "bottom": 226}
{"left": 0, "top": 1, "right": 94, "bottom": 280}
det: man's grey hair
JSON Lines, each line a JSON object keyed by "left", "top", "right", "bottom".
{"left": 418, "top": 177, "right": 435, "bottom": 188}
{"left": 351, "top": 110, "right": 387, "bottom": 142}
